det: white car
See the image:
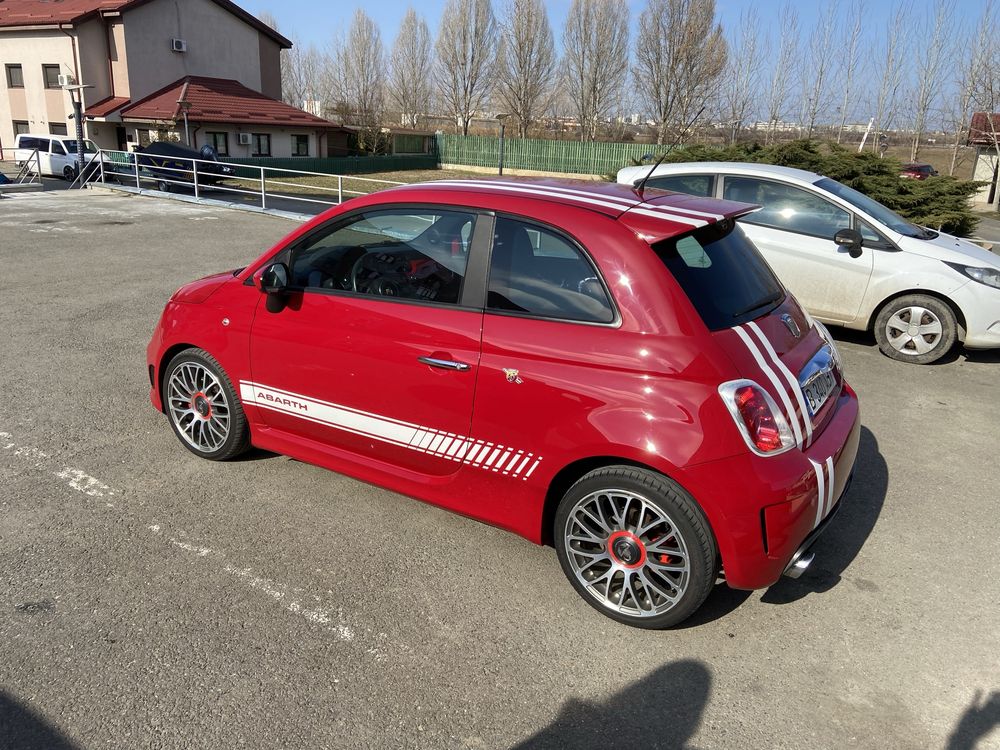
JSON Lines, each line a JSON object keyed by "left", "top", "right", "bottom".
{"left": 616, "top": 162, "right": 1000, "bottom": 364}
{"left": 14, "top": 133, "right": 103, "bottom": 181}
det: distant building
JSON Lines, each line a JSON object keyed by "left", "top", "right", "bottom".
{"left": 969, "top": 112, "right": 999, "bottom": 209}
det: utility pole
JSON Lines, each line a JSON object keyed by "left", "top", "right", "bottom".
{"left": 63, "top": 83, "right": 93, "bottom": 177}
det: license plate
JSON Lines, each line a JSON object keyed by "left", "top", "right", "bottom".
{"left": 799, "top": 346, "right": 838, "bottom": 417}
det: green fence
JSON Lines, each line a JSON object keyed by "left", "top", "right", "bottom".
{"left": 436, "top": 134, "right": 663, "bottom": 175}
{"left": 219, "top": 154, "right": 438, "bottom": 178}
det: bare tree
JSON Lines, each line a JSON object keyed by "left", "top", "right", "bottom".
{"left": 763, "top": 4, "right": 798, "bottom": 145}
{"left": 388, "top": 8, "right": 433, "bottom": 128}
{"left": 257, "top": 10, "right": 279, "bottom": 30}
{"left": 563, "top": 0, "right": 629, "bottom": 141}
{"left": 435, "top": 0, "right": 496, "bottom": 135}
{"left": 966, "top": 0, "right": 1000, "bottom": 197}
{"left": 332, "top": 10, "right": 386, "bottom": 151}
{"left": 281, "top": 38, "right": 325, "bottom": 112}
{"left": 496, "top": 0, "right": 557, "bottom": 138}
{"left": 719, "top": 8, "right": 762, "bottom": 144}
{"left": 798, "top": 2, "right": 836, "bottom": 139}
{"left": 834, "top": 0, "right": 866, "bottom": 143}
{"left": 632, "top": 0, "right": 726, "bottom": 145}
{"left": 944, "top": 14, "right": 980, "bottom": 175}
{"left": 870, "top": 4, "right": 907, "bottom": 152}
{"left": 909, "top": 0, "right": 952, "bottom": 161}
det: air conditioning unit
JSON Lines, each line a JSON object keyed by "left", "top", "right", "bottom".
{"left": 57, "top": 74, "right": 75, "bottom": 87}
{"left": 238, "top": 132, "right": 252, "bottom": 146}
{"left": 171, "top": 38, "right": 187, "bottom": 53}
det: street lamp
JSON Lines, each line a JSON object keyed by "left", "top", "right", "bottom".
{"left": 63, "top": 83, "right": 93, "bottom": 178}
{"left": 176, "top": 99, "right": 192, "bottom": 146}
{"left": 496, "top": 113, "right": 510, "bottom": 175}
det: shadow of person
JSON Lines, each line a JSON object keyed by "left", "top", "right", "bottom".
{"left": 513, "top": 659, "right": 711, "bottom": 750}
{"left": 0, "top": 690, "right": 80, "bottom": 750}
{"left": 762, "top": 425, "right": 888, "bottom": 605}
{"left": 947, "top": 690, "right": 1000, "bottom": 750}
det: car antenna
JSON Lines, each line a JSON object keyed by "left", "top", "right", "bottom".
{"left": 634, "top": 106, "right": 706, "bottom": 201}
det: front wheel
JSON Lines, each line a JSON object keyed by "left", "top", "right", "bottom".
{"left": 63, "top": 165, "right": 77, "bottom": 181}
{"left": 162, "top": 348, "right": 250, "bottom": 460}
{"left": 554, "top": 466, "right": 718, "bottom": 629}
{"left": 873, "top": 294, "right": 957, "bottom": 364}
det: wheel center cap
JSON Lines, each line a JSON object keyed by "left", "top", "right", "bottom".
{"left": 907, "top": 325, "right": 919, "bottom": 337}
{"left": 607, "top": 530, "right": 647, "bottom": 569}
{"left": 192, "top": 394, "right": 211, "bottom": 418}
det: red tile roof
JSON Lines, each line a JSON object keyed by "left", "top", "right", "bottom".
{"left": 970, "top": 112, "right": 1000, "bottom": 146}
{"left": 0, "top": 0, "right": 290, "bottom": 47}
{"left": 85, "top": 95, "right": 130, "bottom": 118}
{"left": 120, "top": 76, "right": 342, "bottom": 129}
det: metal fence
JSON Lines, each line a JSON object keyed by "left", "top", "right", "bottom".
{"left": 435, "top": 134, "right": 663, "bottom": 175}
{"left": 220, "top": 154, "right": 438, "bottom": 177}
{"left": 0, "top": 147, "right": 43, "bottom": 186}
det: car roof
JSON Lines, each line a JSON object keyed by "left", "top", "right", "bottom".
{"left": 380, "top": 177, "right": 756, "bottom": 240}
{"left": 619, "top": 161, "right": 824, "bottom": 185}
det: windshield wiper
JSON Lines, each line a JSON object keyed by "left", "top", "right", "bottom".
{"left": 732, "top": 290, "right": 783, "bottom": 318}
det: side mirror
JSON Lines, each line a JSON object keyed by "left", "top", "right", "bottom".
{"left": 260, "top": 262, "right": 290, "bottom": 294}
{"left": 834, "top": 228, "right": 864, "bottom": 258}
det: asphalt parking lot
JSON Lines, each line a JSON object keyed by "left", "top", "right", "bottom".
{"left": 2, "top": 190, "right": 999, "bottom": 749}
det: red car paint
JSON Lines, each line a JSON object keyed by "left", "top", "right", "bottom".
{"left": 147, "top": 178, "right": 860, "bottom": 592}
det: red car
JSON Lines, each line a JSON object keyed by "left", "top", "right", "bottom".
{"left": 147, "top": 178, "right": 861, "bottom": 628}
{"left": 900, "top": 163, "right": 938, "bottom": 180}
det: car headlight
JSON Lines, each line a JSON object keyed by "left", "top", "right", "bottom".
{"left": 945, "top": 262, "right": 1000, "bottom": 290}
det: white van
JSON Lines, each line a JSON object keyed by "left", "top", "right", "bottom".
{"left": 617, "top": 162, "right": 1000, "bottom": 364}
{"left": 14, "top": 133, "right": 103, "bottom": 181}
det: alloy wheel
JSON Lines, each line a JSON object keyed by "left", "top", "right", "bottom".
{"left": 166, "top": 361, "right": 232, "bottom": 453}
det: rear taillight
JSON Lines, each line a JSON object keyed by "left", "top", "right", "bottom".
{"left": 719, "top": 380, "right": 796, "bottom": 456}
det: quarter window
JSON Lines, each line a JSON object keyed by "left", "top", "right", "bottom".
{"left": 6, "top": 64, "right": 23, "bottom": 88}
{"left": 487, "top": 217, "right": 614, "bottom": 324}
{"left": 646, "top": 174, "right": 715, "bottom": 197}
{"left": 42, "top": 64, "right": 61, "bottom": 89}
{"left": 252, "top": 133, "right": 270, "bottom": 156}
{"left": 723, "top": 176, "right": 850, "bottom": 240}
{"left": 292, "top": 134, "right": 309, "bottom": 156}
{"left": 206, "top": 131, "right": 229, "bottom": 156}
{"left": 289, "top": 209, "right": 476, "bottom": 306}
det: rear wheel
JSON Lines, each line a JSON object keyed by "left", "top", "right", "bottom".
{"left": 157, "top": 179, "right": 171, "bottom": 193}
{"left": 874, "top": 294, "right": 957, "bottom": 364}
{"left": 162, "top": 349, "right": 249, "bottom": 461}
{"left": 554, "top": 466, "right": 717, "bottom": 629}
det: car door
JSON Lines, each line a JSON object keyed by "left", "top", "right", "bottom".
{"left": 34, "top": 138, "right": 53, "bottom": 175}
{"left": 722, "top": 175, "right": 874, "bottom": 323}
{"left": 248, "top": 206, "right": 488, "bottom": 477}
{"left": 49, "top": 140, "right": 69, "bottom": 175}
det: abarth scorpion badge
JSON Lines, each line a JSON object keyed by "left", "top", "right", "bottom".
{"left": 503, "top": 368, "right": 523, "bottom": 384}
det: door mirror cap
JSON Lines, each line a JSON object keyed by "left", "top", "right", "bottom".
{"left": 834, "top": 228, "right": 864, "bottom": 258}
{"left": 260, "top": 262, "right": 290, "bottom": 294}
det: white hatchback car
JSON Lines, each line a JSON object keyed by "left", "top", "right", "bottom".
{"left": 617, "top": 162, "right": 1000, "bottom": 364}
{"left": 14, "top": 133, "right": 103, "bottom": 181}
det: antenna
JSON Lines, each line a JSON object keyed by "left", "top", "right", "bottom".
{"left": 634, "top": 105, "right": 706, "bottom": 200}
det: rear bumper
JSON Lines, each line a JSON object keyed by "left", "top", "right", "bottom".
{"left": 679, "top": 382, "right": 861, "bottom": 590}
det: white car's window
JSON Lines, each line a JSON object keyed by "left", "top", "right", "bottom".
{"left": 646, "top": 174, "right": 714, "bottom": 197}
{"left": 289, "top": 209, "right": 476, "bottom": 305}
{"left": 65, "top": 139, "right": 99, "bottom": 154}
{"left": 50, "top": 141, "right": 66, "bottom": 156}
{"left": 723, "top": 176, "right": 850, "bottom": 240}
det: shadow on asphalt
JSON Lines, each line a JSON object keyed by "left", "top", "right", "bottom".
{"left": 827, "top": 322, "right": 1000, "bottom": 365}
{"left": 512, "top": 659, "right": 710, "bottom": 750}
{"left": 762, "top": 426, "right": 888, "bottom": 605}
{"left": 947, "top": 690, "right": 1000, "bottom": 750}
{"left": 0, "top": 690, "right": 80, "bottom": 750}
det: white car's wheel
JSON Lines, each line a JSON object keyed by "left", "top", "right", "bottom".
{"left": 874, "top": 294, "right": 957, "bottom": 364}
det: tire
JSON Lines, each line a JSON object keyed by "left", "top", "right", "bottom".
{"left": 162, "top": 348, "right": 250, "bottom": 461}
{"left": 63, "top": 165, "right": 77, "bottom": 181}
{"left": 157, "top": 179, "right": 171, "bottom": 193}
{"left": 554, "top": 466, "right": 717, "bottom": 629}
{"left": 873, "top": 294, "right": 957, "bottom": 364}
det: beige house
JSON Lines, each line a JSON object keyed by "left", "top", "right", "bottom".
{"left": 0, "top": 0, "right": 300, "bottom": 152}
{"left": 970, "top": 112, "right": 999, "bottom": 210}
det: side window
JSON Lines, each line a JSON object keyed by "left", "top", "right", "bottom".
{"left": 487, "top": 217, "right": 614, "bottom": 324}
{"left": 646, "top": 174, "right": 714, "bottom": 197}
{"left": 289, "top": 209, "right": 476, "bottom": 305}
{"left": 50, "top": 140, "right": 66, "bottom": 155}
{"left": 858, "top": 219, "right": 892, "bottom": 249}
{"left": 723, "top": 177, "right": 850, "bottom": 239}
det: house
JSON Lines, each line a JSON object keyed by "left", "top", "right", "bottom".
{"left": 0, "top": 0, "right": 340, "bottom": 157}
{"left": 969, "top": 112, "right": 999, "bottom": 209}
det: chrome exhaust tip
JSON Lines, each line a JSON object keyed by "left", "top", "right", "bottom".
{"left": 784, "top": 550, "right": 815, "bottom": 579}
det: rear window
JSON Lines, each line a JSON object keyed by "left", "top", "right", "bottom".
{"left": 652, "top": 221, "right": 784, "bottom": 331}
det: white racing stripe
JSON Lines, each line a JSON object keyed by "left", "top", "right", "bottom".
{"left": 824, "top": 456, "right": 836, "bottom": 518}
{"left": 240, "top": 381, "right": 542, "bottom": 481}
{"left": 731, "top": 327, "right": 804, "bottom": 449}
{"left": 746, "top": 321, "right": 814, "bottom": 448}
{"left": 809, "top": 459, "right": 826, "bottom": 528}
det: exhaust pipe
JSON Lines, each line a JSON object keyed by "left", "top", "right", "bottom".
{"left": 783, "top": 549, "right": 815, "bottom": 579}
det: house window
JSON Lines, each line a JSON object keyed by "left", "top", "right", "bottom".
{"left": 207, "top": 132, "right": 229, "bottom": 156}
{"left": 292, "top": 134, "right": 309, "bottom": 156}
{"left": 42, "top": 64, "right": 61, "bottom": 89}
{"left": 49, "top": 123, "right": 69, "bottom": 136}
{"left": 13, "top": 121, "right": 30, "bottom": 135}
{"left": 5, "top": 64, "right": 23, "bottom": 88}
{"left": 252, "top": 133, "right": 271, "bottom": 156}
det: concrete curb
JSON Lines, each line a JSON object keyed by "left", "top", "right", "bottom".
{"left": 86, "top": 183, "right": 310, "bottom": 222}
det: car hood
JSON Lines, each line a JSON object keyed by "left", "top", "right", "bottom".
{"left": 900, "top": 231, "right": 1000, "bottom": 268}
{"left": 170, "top": 270, "right": 236, "bottom": 304}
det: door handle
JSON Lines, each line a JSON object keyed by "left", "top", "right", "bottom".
{"left": 418, "top": 356, "right": 470, "bottom": 371}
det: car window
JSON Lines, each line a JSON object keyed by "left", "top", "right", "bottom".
{"left": 487, "top": 217, "right": 614, "bottom": 324}
{"left": 50, "top": 141, "right": 66, "bottom": 156}
{"left": 645, "top": 174, "right": 714, "bottom": 197}
{"left": 858, "top": 219, "right": 893, "bottom": 249}
{"left": 723, "top": 177, "right": 850, "bottom": 240}
{"left": 289, "top": 209, "right": 475, "bottom": 305}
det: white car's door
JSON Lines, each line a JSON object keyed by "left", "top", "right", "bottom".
{"left": 722, "top": 175, "right": 874, "bottom": 323}
{"left": 35, "top": 138, "right": 55, "bottom": 176}
{"left": 49, "top": 140, "right": 70, "bottom": 176}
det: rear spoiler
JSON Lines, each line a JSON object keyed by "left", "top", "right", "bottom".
{"left": 618, "top": 194, "right": 759, "bottom": 244}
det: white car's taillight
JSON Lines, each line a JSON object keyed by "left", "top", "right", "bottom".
{"left": 718, "top": 380, "right": 796, "bottom": 456}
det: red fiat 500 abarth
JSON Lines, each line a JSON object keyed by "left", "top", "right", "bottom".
{"left": 147, "top": 178, "right": 860, "bottom": 628}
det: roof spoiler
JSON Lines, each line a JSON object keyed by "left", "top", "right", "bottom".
{"left": 619, "top": 196, "right": 760, "bottom": 244}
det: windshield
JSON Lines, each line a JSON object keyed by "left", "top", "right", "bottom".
{"left": 66, "top": 140, "right": 99, "bottom": 154}
{"left": 814, "top": 177, "right": 927, "bottom": 238}
{"left": 652, "top": 221, "right": 785, "bottom": 331}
